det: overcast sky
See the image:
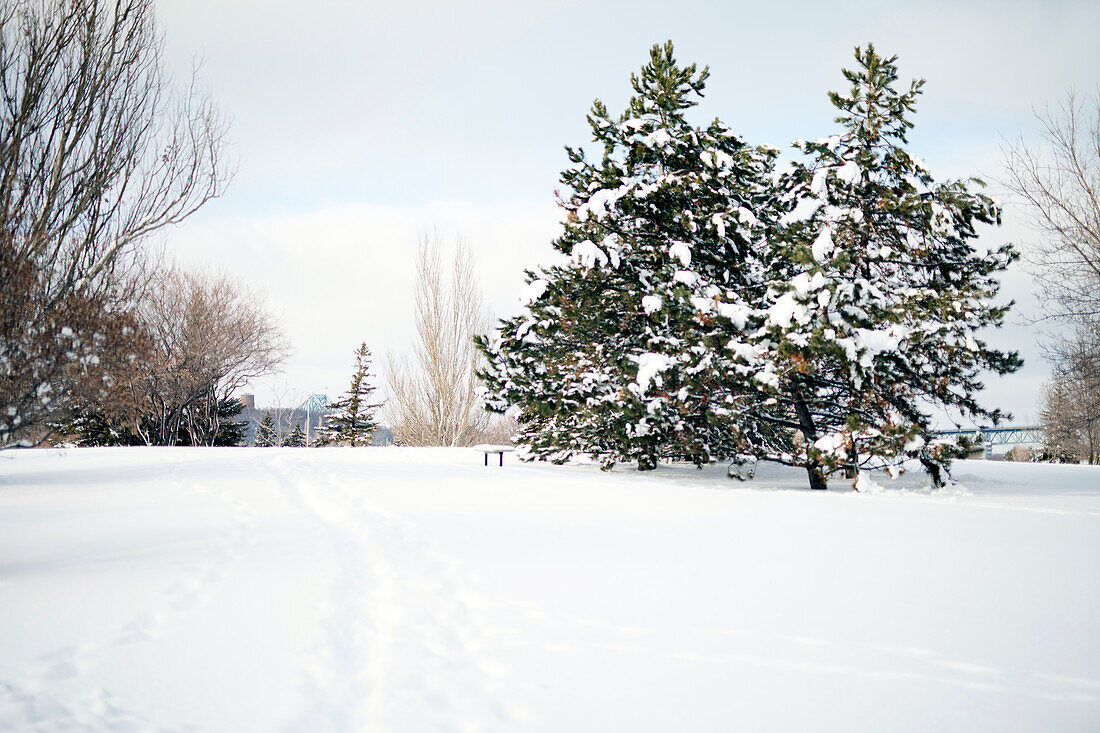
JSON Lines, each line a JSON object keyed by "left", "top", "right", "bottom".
{"left": 155, "top": 0, "right": 1100, "bottom": 426}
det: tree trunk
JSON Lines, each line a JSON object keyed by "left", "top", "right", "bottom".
{"left": 806, "top": 464, "right": 828, "bottom": 491}
{"left": 844, "top": 436, "right": 858, "bottom": 479}
{"left": 790, "top": 379, "right": 828, "bottom": 490}
{"left": 920, "top": 454, "right": 946, "bottom": 489}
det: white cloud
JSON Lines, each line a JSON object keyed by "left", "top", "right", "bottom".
{"left": 166, "top": 200, "right": 564, "bottom": 405}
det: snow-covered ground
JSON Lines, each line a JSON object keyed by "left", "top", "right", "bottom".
{"left": 1, "top": 447, "right": 1098, "bottom": 732}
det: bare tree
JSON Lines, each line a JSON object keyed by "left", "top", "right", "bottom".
{"left": 1039, "top": 323, "right": 1100, "bottom": 464}
{"left": 120, "top": 267, "right": 286, "bottom": 446}
{"left": 1003, "top": 91, "right": 1100, "bottom": 461}
{"left": 1, "top": 0, "right": 229, "bottom": 303}
{"left": 386, "top": 232, "right": 494, "bottom": 446}
{"left": 1002, "top": 90, "right": 1100, "bottom": 325}
{"left": 477, "top": 414, "right": 520, "bottom": 445}
{"left": 251, "top": 382, "right": 306, "bottom": 447}
{"left": 0, "top": 0, "right": 229, "bottom": 446}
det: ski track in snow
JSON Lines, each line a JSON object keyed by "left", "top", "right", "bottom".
{"left": 264, "top": 453, "right": 530, "bottom": 732}
{"left": 0, "top": 450, "right": 531, "bottom": 732}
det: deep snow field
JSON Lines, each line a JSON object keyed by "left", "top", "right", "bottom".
{"left": 1, "top": 447, "right": 1098, "bottom": 732}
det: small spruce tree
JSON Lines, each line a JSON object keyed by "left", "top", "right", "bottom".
{"left": 321, "top": 343, "right": 383, "bottom": 446}
{"left": 211, "top": 397, "right": 247, "bottom": 446}
{"left": 283, "top": 422, "right": 305, "bottom": 447}
{"left": 255, "top": 411, "right": 278, "bottom": 447}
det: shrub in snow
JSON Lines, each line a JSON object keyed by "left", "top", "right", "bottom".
{"left": 2, "top": 242, "right": 144, "bottom": 448}
{"left": 477, "top": 42, "right": 784, "bottom": 470}
{"left": 56, "top": 396, "right": 247, "bottom": 447}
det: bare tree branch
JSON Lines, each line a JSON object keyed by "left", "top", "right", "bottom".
{"left": 1002, "top": 90, "right": 1100, "bottom": 326}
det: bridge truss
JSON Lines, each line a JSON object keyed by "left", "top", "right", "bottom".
{"left": 933, "top": 426, "right": 1044, "bottom": 457}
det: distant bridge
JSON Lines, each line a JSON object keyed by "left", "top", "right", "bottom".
{"left": 933, "top": 425, "right": 1044, "bottom": 458}
{"left": 299, "top": 394, "right": 330, "bottom": 414}
{"left": 298, "top": 394, "right": 330, "bottom": 445}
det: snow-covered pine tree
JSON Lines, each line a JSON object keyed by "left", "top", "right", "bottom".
{"left": 478, "top": 42, "right": 785, "bottom": 470}
{"left": 321, "top": 343, "right": 382, "bottom": 447}
{"left": 255, "top": 411, "right": 277, "bottom": 447}
{"left": 283, "top": 422, "right": 305, "bottom": 447}
{"left": 758, "top": 45, "right": 1021, "bottom": 489}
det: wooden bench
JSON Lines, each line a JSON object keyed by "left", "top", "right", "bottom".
{"left": 472, "top": 444, "right": 515, "bottom": 466}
